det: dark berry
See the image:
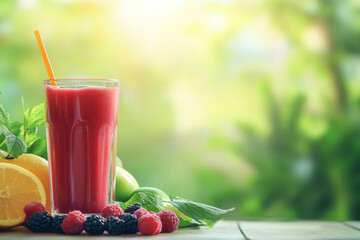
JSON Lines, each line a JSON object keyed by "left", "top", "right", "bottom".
{"left": 84, "top": 215, "right": 106, "bottom": 235}
{"left": 124, "top": 203, "right": 142, "bottom": 214}
{"left": 101, "top": 204, "right": 124, "bottom": 219}
{"left": 106, "top": 216, "right": 126, "bottom": 235}
{"left": 138, "top": 214, "right": 162, "bottom": 235}
{"left": 119, "top": 213, "right": 138, "bottom": 234}
{"left": 25, "top": 211, "right": 53, "bottom": 233}
{"left": 23, "top": 201, "right": 46, "bottom": 222}
{"left": 157, "top": 209, "right": 179, "bottom": 233}
{"left": 52, "top": 215, "right": 67, "bottom": 234}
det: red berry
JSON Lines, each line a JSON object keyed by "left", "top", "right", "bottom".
{"left": 61, "top": 210, "right": 86, "bottom": 234}
{"left": 23, "top": 201, "right": 46, "bottom": 222}
{"left": 134, "top": 208, "right": 148, "bottom": 219}
{"left": 157, "top": 210, "right": 179, "bottom": 233}
{"left": 154, "top": 221, "right": 162, "bottom": 235}
{"left": 148, "top": 211, "right": 156, "bottom": 214}
{"left": 138, "top": 214, "right": 162, "bottom": 236}
{"left": 101, "top": 204, "right": 123, "bottom": 219}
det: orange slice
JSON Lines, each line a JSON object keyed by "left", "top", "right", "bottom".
{"left": 0, "top": 163, "right": 46, "bottom": 229}
{"left": 0, "top": 154, "right": 51, "bottom": 212}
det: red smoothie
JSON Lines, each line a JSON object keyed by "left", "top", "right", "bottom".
{"left": 45, "top": 82, "right": 119, "bottom": 214}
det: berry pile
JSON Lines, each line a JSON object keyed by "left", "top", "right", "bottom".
{"left": 23, "top": 202, "right": 179, "bottom": 236}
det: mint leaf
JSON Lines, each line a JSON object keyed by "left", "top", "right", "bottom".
{"left": 9, "top": 121, "right": 23, "bottom": 136}
{"left": 170, "top": 197, "right": 234, "bottom": 226}
{"left": 0, "top": 104, "right": 10, "bottom": 127}
{"left": 22, "top": 128, "right": 39, "bottom": 146}
{"left": 119, "top": 192, "right": 165, "bottom": 212}
{"left": 24, "top": 102, "right": 45, "bottom": 132}
{"left": 0, "top": 101, "right": 47, "bottom": 159}
{"left": 27, "top": 138, "right": 47, "bottom": 159}
{"left": 0, "top": 125, "right": 26, "bottom": 158}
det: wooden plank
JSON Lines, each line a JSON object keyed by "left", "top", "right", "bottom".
{"left": 345, "top": 222, "right": 360, "bottom": 231}
{"left": 239, "top": 221, "right": 360, "bottom": 240}
{"left": 0, "top": 220, "right": 243, "bottom": 240}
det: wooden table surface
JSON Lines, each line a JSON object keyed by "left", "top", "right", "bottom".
{"left": 1, "top": 221, "right": 360, "bottom": 240}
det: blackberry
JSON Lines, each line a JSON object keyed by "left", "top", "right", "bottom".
{"left": 119, "top": 213, "right": 138, "bottom": 234}
{"left": 84, "top": 215, "right": 106, "bottom": 235}
{"left": 106, "top": 216, "right": 126, "bottom": 235}
{"left": 25, "top": 211, "right": 53, "bottom": 233}
{"left": 124, "top": 203, "right": 142, "bottom": 214}
{"left": 52, "top": 215, "right": 67, "bottom": 234}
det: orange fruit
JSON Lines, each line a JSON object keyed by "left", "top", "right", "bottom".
{"left": 0, "top": 154, "right": 51, "bottom": 212}
{"left": 0, "top": 163, "right": 46, "bottom": 229}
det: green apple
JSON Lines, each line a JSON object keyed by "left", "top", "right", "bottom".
{"left": 115, "top": 167, "right": 139, "bottom": 202}
{"left": 116, "top": 156, "right": 123, "bottom": 168}
{"left": 130, "top": 187, "right": 171, "bottom": 202}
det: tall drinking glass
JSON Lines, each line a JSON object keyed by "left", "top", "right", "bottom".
{"left": 44, "top": 79, "right": 119, "bottom": 214}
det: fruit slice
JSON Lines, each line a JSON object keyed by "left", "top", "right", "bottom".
{"left": 0, "top": 163, "right": 46, "bottom": 229}
{"left": 0, "top": 154, "right": 51, "bottom": 212}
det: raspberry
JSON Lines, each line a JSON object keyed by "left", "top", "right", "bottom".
{"left": 124, "top": 203, "right": 142, "bottom": 214}
{"left": 52, "top": 215, "right": 67, "bottom": 234}
{"left": 25, "top": 211, "right": 53, "bottom": 233}
{"left": 61, "top": 210, "right": 86, "bottom": 234}
{"left": 157, "top": 209, "right": 179, "bottom": 233}
{"left": 84, "top": 215, "right": 106, "bottom": 235}
{"left": 119, "top": 213, "right": 138, "bottom": 234}
{"left": 106, "top": 216, "right": 126, "bottom": 235}
{"left": 148, "top": 211, "right": 156, "bottom": 214}
{"left": 134, "top": 208, "right": 148, "bottom": 219}
{"left": 101, "top": 204, "right": 124, "bottom": 219}
{"left": 154, "top": 223, "right": 162, "bottom": 235}
{"left": 138, "top": 214, "right": 162, "bottom": 236}
{"left": 23, "top": 201, "right": 46, "bottom": 222}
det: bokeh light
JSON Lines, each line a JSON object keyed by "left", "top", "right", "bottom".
{"left": 1, "top": 0, "right": 360, "bottom": 220}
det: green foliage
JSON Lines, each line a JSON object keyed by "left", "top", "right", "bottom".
{"left": 118, "top": 191, "right": 233, "bottom": 227}
{"left": 0, "top": 104, "right": 10, "bottom": 127}
{"left": 24, "top": 102, "right": 45, "bottom": 133}
{"left": 1, "top": 0, "right": 360, "bottom": 221}
{"left": 170, "top": 196, "right": 233, "bottom": 227}
{"left": 119, "top": 191, "right": 165, "bottom": 213}
{"left": 22, "top": 102, "right": 47, "bottom": 158}
{"left": 0, "top": 124, "right": 26, "bottom": 158}
{"left": 0, "top": 102, "right": 47, "bottom": 159}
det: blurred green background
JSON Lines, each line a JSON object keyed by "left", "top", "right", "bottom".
{"left": 1, "top": 0, "right": 360, "bottom": 220}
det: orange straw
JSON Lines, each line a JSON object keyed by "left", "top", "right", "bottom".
{"left": 34, "top": 30, "right": 56, "bottom": 86}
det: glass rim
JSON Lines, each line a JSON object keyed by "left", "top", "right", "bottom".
{"left": 44, "top": 78, "right": 119, "bottom": 83}
{"left": 43, "top": 79, "right": 119, "bottom": 88}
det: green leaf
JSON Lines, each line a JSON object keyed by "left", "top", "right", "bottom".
{"left": 24, "top": 102, "right": 45, "bottom": 132}
{"left": 117, "top": 191, "right": 234, "bottom": 228}
{"left": 23, "top": 128, "right": 39, "bottom": 147}
{"left": 27, "top": 138, "right": 47, "bottom": 159}
{"left": 178, "top": 218, "right": 207, "bottom": 228}
{"left": 0, "top": 131, "right": 5, "bottom": 147}
{"left": 119, "top": 191, "right": 165, "bottom": 212}
{"left": 170, "top": 197, "right": 234, "bottom": 226}
{"left": 9, "top": 121, "right": 23, "bottom": 136}
{"left": 0, "top": 104, "right": 10, "bottom": 127}
{"left": 0, "top": 125, "right": 27, "bottom": 158}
